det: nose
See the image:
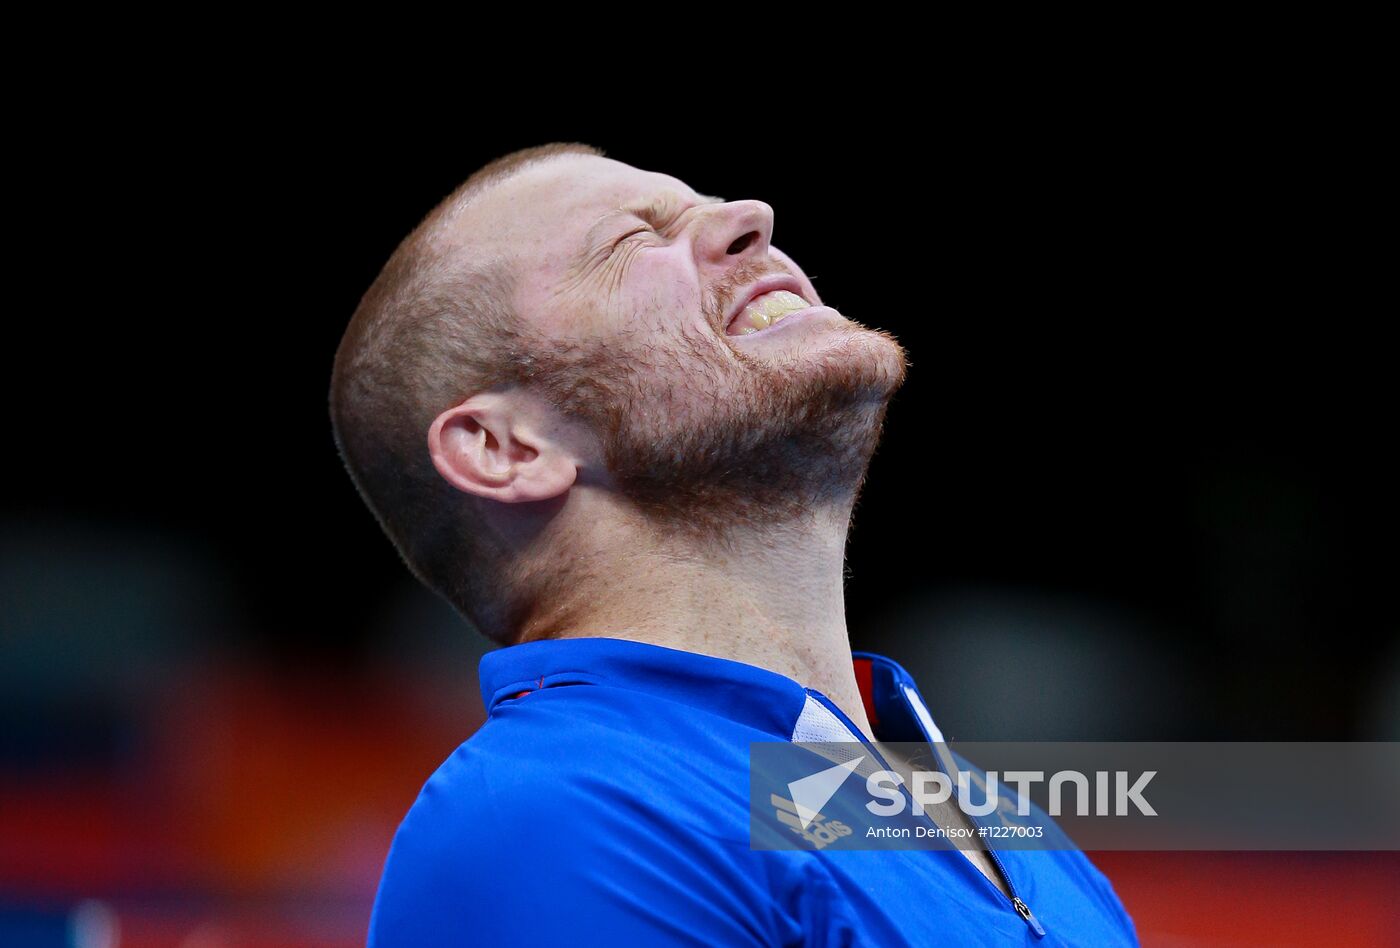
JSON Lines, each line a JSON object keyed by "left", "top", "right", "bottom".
{"left": 692, "top": 199, "right": 774, "bottom": 266}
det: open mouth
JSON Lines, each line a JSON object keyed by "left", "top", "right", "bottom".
{"left": 724, "top": 289, "right": 814, "bottom": 336}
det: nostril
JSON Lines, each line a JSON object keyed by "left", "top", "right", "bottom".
{"left": 726, "top": 231, "right": 759, "bottom": 255}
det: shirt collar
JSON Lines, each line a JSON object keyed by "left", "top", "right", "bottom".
{"left": 479, "top": 636, "right": 942, "bottom": 744}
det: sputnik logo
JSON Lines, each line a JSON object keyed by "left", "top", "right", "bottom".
{"left": 787, "top": 756, "right": 866, "bottom": 830}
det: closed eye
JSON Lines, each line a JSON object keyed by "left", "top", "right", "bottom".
{"left": 607, "top": 201, "right": 688, "bottom": 257}
{"left": 605, "top": 226, "right": 651, "bottom": 258}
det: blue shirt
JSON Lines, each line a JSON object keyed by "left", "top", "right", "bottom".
{"left": 368, "top": 636, "right": 1139, "bottom": 946}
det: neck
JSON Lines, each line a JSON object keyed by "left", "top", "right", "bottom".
{"left": 514, "top": 503, "right": 875, "bottom": 742}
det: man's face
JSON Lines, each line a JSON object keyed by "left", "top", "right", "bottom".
{"left": 464, "top": 154, "right": 909, "bottom": 536}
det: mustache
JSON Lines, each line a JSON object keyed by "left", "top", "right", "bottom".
{"left": 705, "top": 259, "right": 800, "bottom": 329}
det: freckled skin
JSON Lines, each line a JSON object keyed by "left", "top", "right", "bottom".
{"left": 455, "top": 153, "right": 910, "bottom": 543}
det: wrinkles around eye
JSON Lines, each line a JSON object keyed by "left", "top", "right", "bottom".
{"left": 611, "top": 209, "right": 686, "bottom": 258}
{"left": 583, "top": 228, "right": 648, "bottom": 299}
{"left": 609, "top": 227, "right": 651, "bottom": 256}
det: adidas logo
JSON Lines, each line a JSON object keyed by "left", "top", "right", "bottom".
{"left": 771, "top": 793, "right": 854, "bottom": 849}
{"left": 769, "top": 756, "right": 865, "bottom": 849}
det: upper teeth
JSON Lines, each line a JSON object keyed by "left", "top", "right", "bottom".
{"left": 739, "top": 289, "right": 810, "bottom": 333}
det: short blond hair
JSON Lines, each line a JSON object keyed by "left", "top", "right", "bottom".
{"left": 329, "top": 142, "right": 605, "bottom": 643}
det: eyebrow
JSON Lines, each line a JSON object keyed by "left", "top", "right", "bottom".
{"left": 571, "top": 192, "right": 726, "bottom": 270}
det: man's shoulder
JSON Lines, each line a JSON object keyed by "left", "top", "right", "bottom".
{"left": 454, "top": 679, "right": 763, "bottom": 794}
{"left": 378, "top": 682, "right": 767, "bottom": 882}
{"left": 386, "top": 716, "right": 630, "bottom": 849}
{"left": 368, "top": 693, "right": 791, "bottom": 947}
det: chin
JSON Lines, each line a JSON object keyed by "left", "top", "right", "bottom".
{"left": 800, "top": 322, "right": 910, "bottom": 401}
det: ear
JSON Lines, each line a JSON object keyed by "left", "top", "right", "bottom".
{"left": 427, "top": 391, "right": 578, "bottom": 503}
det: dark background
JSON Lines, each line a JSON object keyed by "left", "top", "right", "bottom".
{"left": 13, "top": 102, "right": 1393, "bottom": 736}
{"left": 3, "top": 84, "right": 1395, "bottom": 941}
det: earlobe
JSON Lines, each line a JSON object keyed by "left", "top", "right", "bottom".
{"left": 427, "top": 394, "right": 577, "bottom": 504}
